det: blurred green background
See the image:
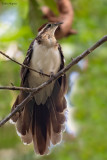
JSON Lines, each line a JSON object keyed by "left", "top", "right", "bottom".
{"left": 0, "top": 0, "right": 107, "bottom": 160}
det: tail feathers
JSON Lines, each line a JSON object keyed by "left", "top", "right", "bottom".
{"left": 11, "top": 81, "right": 67, "bottom": 155}
{"left": 52, "top": 81, "right": 67, "bottom": 113}
{"left": 31, "top": 95, "right": 67, "bottom": 155}
{"left": 16, "top": 100, "right": 33, "bottom": 135}
{"left": 50, "top": 122, "right": 62, "bottom": 145}
{"left": 11, "top": 91, "right": 28, "bottom": 123}
{"left": 48, "top": 99, "right": 62, "bottom": 133}
{"left": 32, "top": 104, "right": 50, "bottom": 155}
{"left": 51, "top": 132, "right": 62, "bottom": 145}
{"left": 21, "top": 129, "right": 32, "bottom": 144}
{"left": 11, "top": 95, "right": 20, "bottom": 123}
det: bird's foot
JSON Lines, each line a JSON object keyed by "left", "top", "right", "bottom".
{"left": 39, "top": 69, "right": 44, "bottom": 77}
{"left": 50, "top": 72, "right": 55, "bottom": 78}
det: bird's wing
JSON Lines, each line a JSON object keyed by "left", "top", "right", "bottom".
{"left": 11, "top": 40, "right": 35, "bottom": 122}
{"left": 20, "top": 40, "right": 35, "bottom": 87}
{"left": 58, "top": 44, "right": 67, "bottom": 94}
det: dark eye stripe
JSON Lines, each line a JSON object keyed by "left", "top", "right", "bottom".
{"left": 38, "top": 23, "right": 52, "bottom": 37}
{"left": 38, "top": 23, "right": 52, "bottom": 32}
{"left": 47, "top": 24, "right": 51, "bottom": 28}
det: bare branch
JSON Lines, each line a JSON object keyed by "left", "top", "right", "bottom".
{"left": 0, "top": 86, "right": 33, "bottom": 92}
{"left": 0, "top": 51, "right": 49, "bottom": 77}
{"left": 0, "top": 93, "right": 32, "bottom": 126}
{"left": 0, "top": 35, "right": 107, "bottom": 127}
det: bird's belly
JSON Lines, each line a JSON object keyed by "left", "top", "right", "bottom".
{"left": 28, "top": 43, "right": 61, "bottom": 105}
{"left": 34, "top": 58, "right": 55, "bottom": 75}
{"left": 28, "top": 73, "right": 54, "bottom": 105}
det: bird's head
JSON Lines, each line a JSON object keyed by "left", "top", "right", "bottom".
{"left": 37, "top": 22, "right": 63, "bottom": 47}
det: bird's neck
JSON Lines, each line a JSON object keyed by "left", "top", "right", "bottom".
{"left": 36, "top": 33, "right": 57, "bottom": 48}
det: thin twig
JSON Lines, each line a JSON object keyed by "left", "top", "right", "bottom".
{"left": 0, "top": 35, "right": 107, "bottom": 127}
{"left": 0, "top": 86, "right": 33, "bottom": 92}
{"left": 0, "top": 51, "right": 49, "bottom": 77}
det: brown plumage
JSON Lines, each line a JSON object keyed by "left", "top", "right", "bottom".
{"left": 11, "top": 22, "right": 67, "bottom": 155}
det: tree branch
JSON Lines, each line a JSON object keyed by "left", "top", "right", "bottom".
{"left": 0, "top": 86, "right": 33, "bottom": 92}
{"left": 0, "top": 35, "right": 107, "bottom": 127}
{"left": 0, "top": 51, "right": 49, "bottom": 77}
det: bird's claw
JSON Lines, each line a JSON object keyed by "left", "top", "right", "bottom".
{"left": 39, "top": 69, "right": 44, "bottom": 77}
{"left": 50, "top": 72, "right": 54, "bottom": 78}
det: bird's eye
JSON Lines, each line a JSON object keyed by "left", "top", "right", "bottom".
{"left": 47, "top": 24, "right": 52, "bottom": 28}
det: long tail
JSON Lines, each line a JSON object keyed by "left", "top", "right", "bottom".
{"left": 11, "top": 80, "right": 67, "bottom": 155}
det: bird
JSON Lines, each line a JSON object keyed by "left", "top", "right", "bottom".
{"left": 10, "top": 22, "right": 67, "bottom": 155}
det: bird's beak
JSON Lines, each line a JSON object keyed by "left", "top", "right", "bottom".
{"left": 53, "top": 22, "right": 63, "bottom": 26}
{"left": 49, "top": 22, "right": 63, "bottom": 35}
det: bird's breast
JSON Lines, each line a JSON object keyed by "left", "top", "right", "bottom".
{"left": 30, "top": 41, "right": 61, "bottom": 76}
{"left": 28, "top": 40, "right": 61, "bottom": 105}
